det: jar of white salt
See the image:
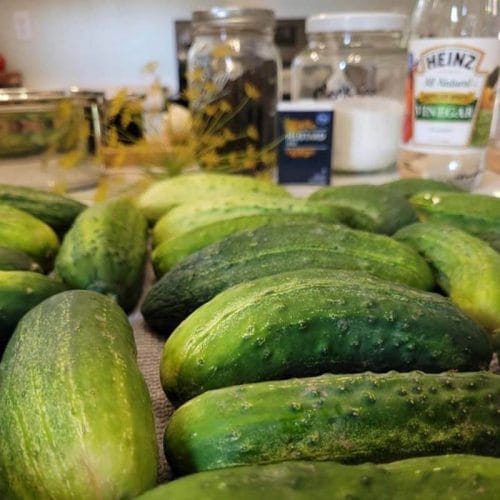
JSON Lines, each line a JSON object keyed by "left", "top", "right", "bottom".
{"left": 291, "top": 12, "right": 407, "bottom": 172}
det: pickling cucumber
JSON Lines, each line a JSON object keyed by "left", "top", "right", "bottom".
{"left": 143, "top": 222, "right": 434, "bottom": 333}
{"left": 409, "top": 191, "right": 500, "bottom": 251}
{"left": 394, "top": 222, "right": 500, "bottom": 331}
{"left": 164, "top": 371, "right": 500, "bottom": 475}
{"left": 161, "top": 269, "right": 491, "bottom": 405}
{"left": 137, "top": 456, "right": 500, "bottom": 500}
{"left": 0, "top": 247, "right": 41, "bottom": 272}
{"left": 382, "top": 178, "right": 462, "bottom": 198}
{"left": 309, "top": 184, "right": 417, "bottom": 234}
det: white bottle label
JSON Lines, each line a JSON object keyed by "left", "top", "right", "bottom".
{"left": 404, "top": 38, "right": 499, "bottom": 148}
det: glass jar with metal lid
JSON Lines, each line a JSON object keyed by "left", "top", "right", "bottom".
{"left": 0, "top": 89, "right": 103, "bottom": 190}
{"left": 291, "top": 12, "right": 408, "bottom": 100}
{"left": 290, "top": 12, "right": 408, "bottom": 173}
{"left": 187, "top": 7, "right": 282, "bottom": 172}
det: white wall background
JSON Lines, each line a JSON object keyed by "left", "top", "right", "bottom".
{"left": 0, "top": 0, "right": 413, "bottom": 94}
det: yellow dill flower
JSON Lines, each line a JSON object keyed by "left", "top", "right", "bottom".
{"left": 246, "top": 144, "right": 257, "bottom": 159}
{"left": 201, "top": 150, "right": 220, "bottom": 168}
{"left": 203, "top": 81, "right": 219, "bottom": 95}
{"left": 204, "top": 104, "right": 218, "bottom": 117}
{"left": 106, "top": 127, "right": 119, "bottom": 148}
{"left": 187, "top": 67, "right": 204, "bottom": 82}
{"left": 211, "top": 44, "right": 234, "bottom": 58}
{"left": 226, "top": 152, "right": 240, "bottom": 168}
{"left": 219, "top": 99, "right": 233, "bottom": 113}
{"left": 184, "top": 87, "right": 201, "bottom": 102}
{"left": 142, "top": 61, "right": 159, "bottom": 74}
{"left": 246, "top": 124, "right": 259, "bottom": 141}
{"left": 108, "top": 89, "right": 129, "bottom": 119}
{"left": 244, "top": 82, "right": 261, "bottom": 101}
{"left": 222, "top": 128, "right": 237, "bottom": 142}
{"left": 58, "top": 149, "right": 84, "bottom": 170}
{"left": 204, "top": 133, "right": 226, "bottom": 148}
{"left": 261, "top": 149, "right": 277, "bottom": 167}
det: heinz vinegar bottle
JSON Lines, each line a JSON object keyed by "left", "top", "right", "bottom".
{"left": 398, "top": 0, "right": 499, "bottom": 189}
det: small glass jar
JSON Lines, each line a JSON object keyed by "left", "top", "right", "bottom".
{"left": 187, "top": 7, "right": 282, "bottom": 173}
{"left": 291, "top": 12, "right": 408, "bottom": 173}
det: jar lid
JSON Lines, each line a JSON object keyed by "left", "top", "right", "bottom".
{"left": 306, "top": 12, "right": 407, "bottom": 33}
{"left": 192, "top": 7, "right": 275, "bottom": 30}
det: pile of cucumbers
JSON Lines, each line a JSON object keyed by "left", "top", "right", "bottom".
{"left": 0, "top": 173, "right": 499, "bottom": 499}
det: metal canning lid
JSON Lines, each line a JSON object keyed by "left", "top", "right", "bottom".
{"left": 306, "top": 12, "right": 407, "bottom": 34}
{"left": 192, "top": 7, "right": 275, "bottom": 30}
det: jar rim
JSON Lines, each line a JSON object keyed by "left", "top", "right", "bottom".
{"left": 192, "top": 7, "right": 275, "bottom": 30}
{"left": 306, "top": 12, "right": 407, "bottom": 34}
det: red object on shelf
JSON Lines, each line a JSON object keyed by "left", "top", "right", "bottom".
{"left": 0, "top": 53, "right": 6, "bottom": 72}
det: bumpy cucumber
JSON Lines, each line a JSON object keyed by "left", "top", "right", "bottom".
{"left": 409, "top": 191, "right": 500, "bottom": 251}
{"left": 0, "top": 271, "right": 68, "bottom": 336}
{"left": 137, "top": 172, "right": 290, "bottom": 222}
{"left": 394, "top": 222, "right": 500, "bottom": 331}
{"left": 0, "top": 247, "right": 41, "bottom": 272}
{"left": 152, "top": 195, "right": 345, "bottom": 246}
{"left": 137, "top": 455, "right": 500, "bottom": 500}
{"left": 382, "top": 178, "right": 462, "bottom": 198}
{"left": 161, "top": 269, "right": 491, "bottom": 405}
{"left": 0, "top": 184, "right": 86, "bottom": 234}
{"left": 0, "top": 290, "right": 158, "bottom": 499}
{"left": 143, "top": 222, "right": 434, "bottom": 333}
{"left": 55, "top": 198, "right": 148, "bottom": 312}
{"left": 152, "top": 213, "right": 337, "bottom": 276}
{"left": 0, "top": 205, "right": 60, "bottom": 271}
{"left": 309, "top": 184, "right": 417, "bottom": 234}
{"left": 164, "top": 371, "right": 500, "bottom": 475}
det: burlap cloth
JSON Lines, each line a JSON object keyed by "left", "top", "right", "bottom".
{"left": 130, "top": 262, "right": 174, "bottom": 483}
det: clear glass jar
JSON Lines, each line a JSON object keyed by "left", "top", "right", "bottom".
{"left": 398, "top": 0, "right": 499, "bottom": 190}
{"left": 291, "top": 13, "right": 408, "bottom": 173}
{"left": 187, "top": 7, "right": 282, "bottom": 173}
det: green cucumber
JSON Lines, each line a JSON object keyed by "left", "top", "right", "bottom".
{"left": 409, "top": 191, "right": 500, "bottom": 251}
{"left": 137, "top": 455, "right": 500, "bottom": 500}
{"left": 143, "top": 222, "right": 434, "bottom": 333}
{"left": 137, "top": 172, "right": 290, "bottom": 222}
{"left": 0, "top": 205, "right": 60, "bottom": 271}
{"left": 0, "top": 271, "right": 68, "bottom": 336}
{"left": 152, "top": 213, "right": 339, "bottom": 276}
{"left": 55, "top": 198, "right": 148, "bottom": 312}
{"left": 0, "top": 290, "right": 158, "bottom": 499}
{"left": 382, "top": 178, "right": 462, "bottom": 198}
{"left": 394, "top": 222, "right": 500, "bottom": 331}
{"left": 0, "top": 247, "right": 41, "bottom": 272}
{"left": 152, "top": 195, "right": 345, "bottom": 246}
{"left": 309, "top": 184, "right": 417, "bottom": 234}
{"left": 161, "top": 269, "right": 491, "bottom": 405}
{"left": 164, "top": 371, "right": 500, "bottom": 475}
{"left": 0, "top": 184, "right": 86, "bottom": 234}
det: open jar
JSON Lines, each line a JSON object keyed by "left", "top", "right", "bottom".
{"left": 187, "top": 7, "right": 282, "bottom": 173}
{"left": 291, "top": 12, "right": 408, "bottom": 173}
{"left": 0, "top": 89, "right": 103, "bottom": 191}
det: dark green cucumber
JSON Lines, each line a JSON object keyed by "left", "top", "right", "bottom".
{"left": 0, "top": 205, "right": 60, "bottom": 271}
{"left": 394, "top": 222, "right": 500, "bottom": 331}
{"left": 152, "top": 213, "right": 340, "bottom": 276}
{"left": 55, "top": 198, "right": 148, "bottom": 312}
{"left": 143, "top": 222, "right": 434, "bottom": 333}
{"left": 164, "top": 371, "right": 500, "bottom": 475}
{"left": 409, "top": 191, "right": 500, "bottom": 251}
{"left": 0, "top": 247, "right": 41, "bottom": 272}
{"left": 0, "top": 184, "right": 86, "bottom": 234}
{"left": 161, "top": 269, "right": 491, "bottom": 405}
{"left": 152, "top": 195, "right": 345, "bottom": 246}
{"left": 0, "top": 290, "right": 158, "bottom": 499}
{"left": 137, "top": 172, "right": 290, "bottom": 222}
{"left": 137, "top": 455, "right": 500, "bottom": 500}
{"left": 0, "top": 271, "right": 68, "bottom": 336}
{"left": 382, "top": 178, "right": 462, "bottom": 198}
{"left": 309, "top": 184, "right": 417, "bottom": 234}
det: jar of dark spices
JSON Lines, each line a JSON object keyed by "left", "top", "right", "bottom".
{"left": 187, "top": 7, "right": 282, "bottom": 173}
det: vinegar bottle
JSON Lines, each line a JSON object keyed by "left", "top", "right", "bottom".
{"left": 398, "top": 0, "right": 499, "bottom": 189}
